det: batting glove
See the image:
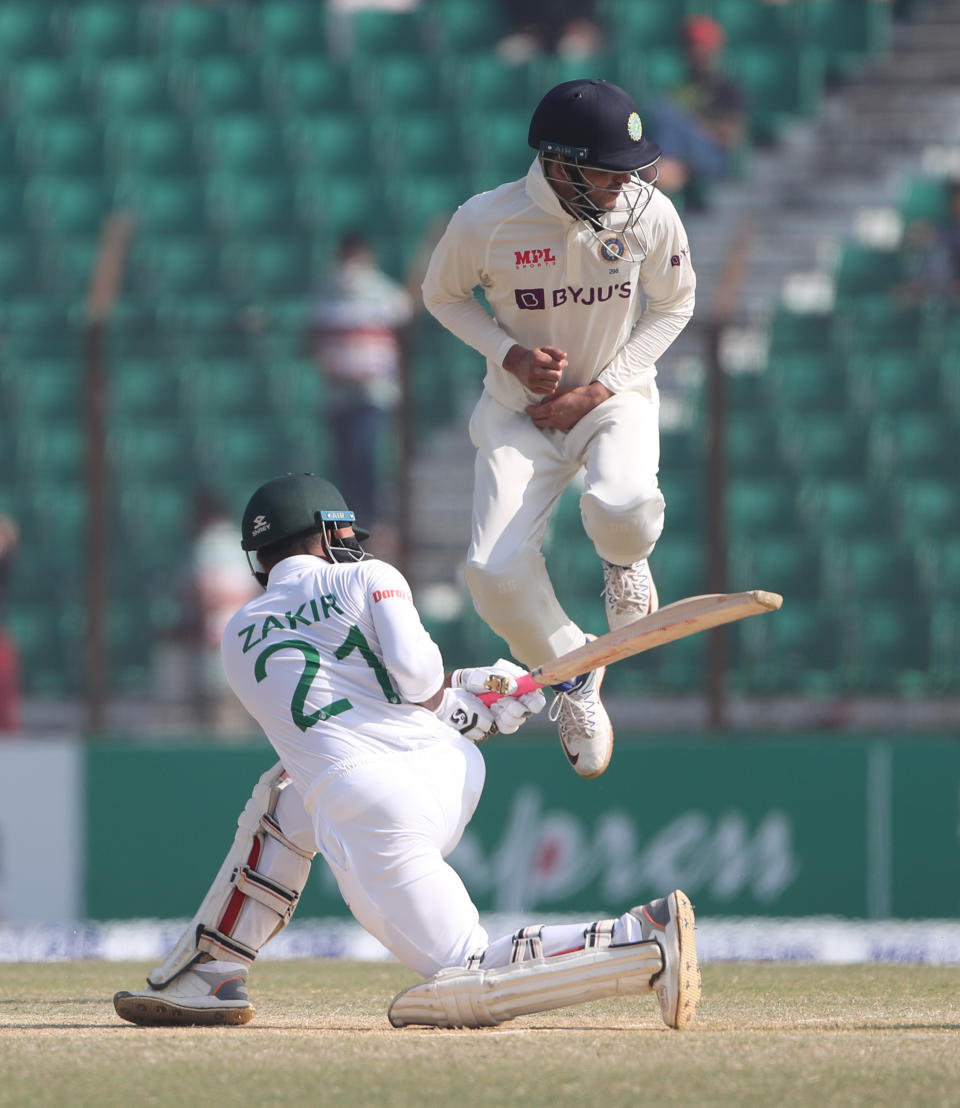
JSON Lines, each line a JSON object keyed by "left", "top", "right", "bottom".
{"left": 451, "top": 659, "right": 547, "bottom": 735}
{"left": 434, "top": 687, "right": 496, "bottom": 743}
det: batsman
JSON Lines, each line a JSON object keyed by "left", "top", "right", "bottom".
{"left": 422, "top": 78, "right": 696, "bottom": 778}
{"left": 114, "top": 473, "right": 701, "bottom": 1030}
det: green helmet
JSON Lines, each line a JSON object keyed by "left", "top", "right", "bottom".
{"left": 240, "top": 473, "right": 369, "bottom": 552}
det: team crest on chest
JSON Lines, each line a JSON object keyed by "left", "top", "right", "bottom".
{"left": 598, "top": 234, "right": 627, "bottom": 264}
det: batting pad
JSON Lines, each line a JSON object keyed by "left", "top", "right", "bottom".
{"left": 388, "top": 940, "right": 662, "bottom": 1029}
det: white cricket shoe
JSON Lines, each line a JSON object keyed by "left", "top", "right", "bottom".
{"left": 602, "top": 558, "right": 659, "bottom": 631}
{"left": 632, "top": 889, "right": 701, "bottom": 1029}
{"left": 549, "top": 646, "right": 612, "bottom": 778}
{"left": 114, "top": 962, "right": 254, "bottom": 1027}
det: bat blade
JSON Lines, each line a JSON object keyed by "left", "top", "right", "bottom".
{"left": 477, "top": 590, "right": 782, "bottom": 704}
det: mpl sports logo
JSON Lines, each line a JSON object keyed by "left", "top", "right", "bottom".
{"left": 514, "top": 247, "right": 557, "bottom": 269}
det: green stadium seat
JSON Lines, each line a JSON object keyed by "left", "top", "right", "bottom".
{"left": 108, "top": 418, "right": 193, "bottom": 480}
{"left": 0, "top": 295, "right": 78, "bottom": 355}
{"left": 109, "top": 356, "right": 179, "bottom": 420}
{"left": 777, "top": 410, "right": 870, "bottom": 477}
{"left": 240, "top": 0, "right": 329, "bottom": 57}
{"left": 833, "top": 242, "right": 905, "bottom": 301}
{"left": 446, "top": 55, "right": 536, "bottom": 115}
{"left": 0, "top": 235, "right": 43, "bottom": 293}
{"left": 357, "top": 54, "right": 445, "bottom": 114}
{"left": 821, "top": 535, "right": 919, "bottom": 604}
{"left": 386, "top": 175, "right": 466, "bottom": 242}
{"left": 729, "top": 533, "right": 822, "bottom": 600}
{"left": 725, "top": 410, "right": 785, "bottom": 475}
{"left": 91, "top": 59, "right": 178, "bottom": 118}
{"left": 155, "top": 294, "right": 256, "bottom": 357}
{"left": 0, "top": 3, "right": 58, "bottom": 60}
{"left": 199, "top": 114, "right": 289, "bottom": 173}
{"left": 797, "top": 477, "right": 889, "bottom": 539}
{"left": 708, "top": 0, "right": 803, "bottom": 45}
{"left": 56, "top": 1, "right": 143, "bottom": 59}
{"left": 106, "top": 115, "right": 198, "bottom": 175}
{"left": 727, "top": 475, "right": 798, "bottom": 536}
{"left": 375, "top": 110, "right": 468, "bottom": 176}
{"left": 726, "top": 43, "right": 826, "bottom": 141}
{"left": 206, "top": 172, "right": 300, "bottom": 235}
{"left": 846, "top": 350, "right": 940, "bottom": 414}
{"left": 837, "top": 599, "right": 929, "bottom": 694}
{"left": 653, "top": 534, "right": 705, "bottom": 603}
{"left": 660, "top": 471, "right": 704, "bottom": 537}
{"left": 6, "top": 59, "right": 88, "bottom": 117}
{"left": 423, "top": 0, "right": 507, "bottom": 54}
{"left": 801, "top": 0, "right": 893, "bottom": 80}
{"left": 14, "top": 416, "right": 85, "bottom": 482}
{"left": 833, "top": 297, "right": 925, "bottom": 354}
{"left": 181, "top": 355, "right": 266, "bottom": 418}
{"left": 896, "top": 477, "right": 958, "bottom": 542}
{"left": 917, "top": 537, "right": 960, "bottom": 602}
{"left": 766, "top": 307, "right": 836, "bottom": 354}
{"left": 220, "top": 235, "right": 316, "bottom": 299}
{"left": 899, "top": 175, "right": 950, "bottom": 223}
{"left": 262, "top": 56, "right": 355, "bottom": 115}
{"left": 116, "top": 175, "right": 211, "bottom": 234}
{"left": 25, "top": 175, "right": 112, "bottom": 235}
{"left": 868, "top": 411, "right": 960, "bottom": 480}
{"left": 5, "top": 356, "right": 81, "bottom": 420}
{"left": 738, "top": 601, "right": 841, "bottom": 695}
{"left": 633, "top": 46, "right": 688, "bottom": 95}
{"left": 766, "top": 351, "right": 845, "bottom": 412}
{"left": 601, "top": 0, "right": 682, "bottom": 46}
{"left": 464, "top": 108, "right": 535, "bottom": 189}
{"left": 146, "top": 2, "right": 238, "bottom": 57}
{"left": 172, "top": 55, "right": 265, "bottom": 116}
{"left": 129, "top": 234, "right": 221, "bottom": 297}
{"left": 285, "top": 114, "right": 373, "bottom": 175}
{"left": 347, "top": 9, "right": 424, "bottom": 56}
{"left": 17, "top": 115, "right": 105, "bottom": 174}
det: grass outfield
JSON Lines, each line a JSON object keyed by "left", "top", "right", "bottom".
{"left": 1, "top": 961, "right": 958, "bottom": 1107}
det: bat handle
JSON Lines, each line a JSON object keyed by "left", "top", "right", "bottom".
{"left": 477, "top": 672, "right": 544, "bottom": 706}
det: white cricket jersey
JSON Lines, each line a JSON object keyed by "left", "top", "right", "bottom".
{"left": 422, "top": 157, "right": 696, "bottom": 413}
{"left": 220, "top": 555, "right": 451, "bottom": 798}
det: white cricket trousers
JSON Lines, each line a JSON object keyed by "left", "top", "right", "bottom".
{"left": 465, "top": 387, "right": 665, "bottom": 668}
{"left": 304, "top": 736, "right": 489, "bottom": 978}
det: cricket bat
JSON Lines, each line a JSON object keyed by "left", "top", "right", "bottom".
{"left": 477, "top": 590, "right": 783, "bottom": 703}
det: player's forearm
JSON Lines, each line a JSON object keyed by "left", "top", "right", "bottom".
{"left": 598, "top": 307, "right": 693, "bottom": 392}
{"left": 422, "top": 294, "right": 516, "bottom": 368}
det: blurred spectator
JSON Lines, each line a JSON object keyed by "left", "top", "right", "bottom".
{"left": 647, "top": 14, "right": 748, "bottom": 208}
{"left": 306, "top": 233, "right": 414, "bottom": 535}
{"left": 496, "top": 0, "right": 605, "bottom": 63}
{"left": 0, "top": 515, "right": 20, "bottom": 733}
{"left": 175, "top": 490, "right": 260, "bottom": 735}
{"left": 897, "top": 179, "right": 960, "bottom": 304}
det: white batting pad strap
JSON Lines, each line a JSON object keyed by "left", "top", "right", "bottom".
{"left": 510, "top": 926, "right": 544, "bottom": 963}
{"left": 233, "top": 865, "right": 301, "bottom": 919}
{"left": 260, "top": 812, "right": 316, "bottom": 861}
{"left": 388, "top": 940, "right": 663, "bottom": 1029}
{"left": 197, "top": 926, "right": 258, "bottom": 967}
{"left": 584, "top": 919, "right": 616, "bottom": 950}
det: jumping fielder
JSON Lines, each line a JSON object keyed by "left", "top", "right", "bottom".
{"left": 114, "top": 473, "right": 700, "bottom": 1030}
{"left": 422, "top": 78, "right": 696, "bottom": 778}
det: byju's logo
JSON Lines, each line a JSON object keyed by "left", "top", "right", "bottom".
{"left": 515, "top": 288, "right": 546, "bottom": 310}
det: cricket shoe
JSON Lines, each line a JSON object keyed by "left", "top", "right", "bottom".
{"left": 113, "top": 962, "right": 254, "bottom": 1027}
{"left": 602, "top": 558, "right": 659, "bottom": 631}
{"left": 549, "top": 640, "right": 612, "bottom": 778}
{"left": 632, "top": 890, "right": 701, "bottom": 1029}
